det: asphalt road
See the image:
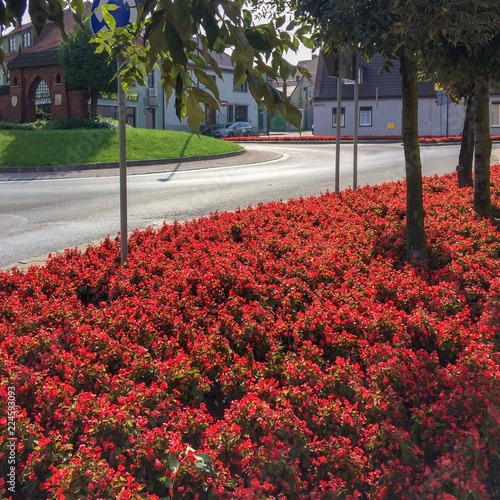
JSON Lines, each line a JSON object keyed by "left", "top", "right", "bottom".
{"left": 0, "top": 142, "right": 475, "bottom": 269}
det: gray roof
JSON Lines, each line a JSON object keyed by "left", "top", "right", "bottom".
{"left": 8, "top": 49, "right": 59, "bottom": 69}
{"left": 315, "top": 53, "right": 437, "bottom": 101}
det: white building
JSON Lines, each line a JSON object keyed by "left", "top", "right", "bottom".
{"left": 312, "top": 54, "right": 500, "bottom": 138}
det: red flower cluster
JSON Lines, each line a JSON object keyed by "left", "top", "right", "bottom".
{"left": 224, "top": 135, "right": 500, "bottom": 143}
{"left": 1, "top": 167, "right": 499, "bottom": 498}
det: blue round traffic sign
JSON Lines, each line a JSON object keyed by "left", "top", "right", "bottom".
{"left": 90, "top": 0, "right": 140, "bottom": 34}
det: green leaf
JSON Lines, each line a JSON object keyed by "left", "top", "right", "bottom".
{"left": 174, "top": 73, "right": 185, "bottom": 120}
{"left": 186, "top": 94, "right": 205, "bottom": 133}
{"left": 157, "top": 475, "right": 173, "bottom": 488}
{"left": 204, "top": 12, "right": 220, "bottom": 48}
{"left": 191, "top": 86, "right": 220, "bottom": 109}
{"left": 190, "top": 54, "right": 207, "bottom": 69}
{"left": 102, "top": 5, "right": 118, "bottom": 31}
{"left": 165, "top": 18, "right": 188, "bottom": 65}
{"left": 245, "top": 26, "right": 273, "bottom": 53}
{"left": 194, "top": 452, "right": 217, "bottom": 474}
{"left": 168, "top": 452, "right": 180, "bottom": 472}
{"left": 279, "top": 58, "right": 295, "bottom": 83}
{"left": 192, "top": 71, "right": 220, "bottom": 100}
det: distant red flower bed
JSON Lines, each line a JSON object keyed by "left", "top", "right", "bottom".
{"left": 1, "top": 167, "right": 499, "bottom": 498}
{"left": 224, "top": 134, "right": 500, "bottom": 143}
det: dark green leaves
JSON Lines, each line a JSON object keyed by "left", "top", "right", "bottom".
{"left": 165, "top": 17, "right": 187, "bottom": 65}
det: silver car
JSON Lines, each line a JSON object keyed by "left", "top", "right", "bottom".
{"left": 213, "top": 122, "right": 253, "bottom": 138}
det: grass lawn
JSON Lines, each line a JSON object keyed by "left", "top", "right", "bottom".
{"left": 0, "top": 128, "right": 242, "bottom": 167}
{"left": 0, "top": 167, "right": 499, "bottom": 498}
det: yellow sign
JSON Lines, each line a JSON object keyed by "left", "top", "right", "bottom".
{"left": 387, "top": 122, "right": 395, "bottom": 130}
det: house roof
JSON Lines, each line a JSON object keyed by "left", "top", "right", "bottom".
{"left": 207, "top": 51, "right": 234, "bottom": 73}
{"left": 8, "top": 49, "right": 60, "bottom": 69}
{"left": 315, "top": 53, "right": 437, "bottom": 101}
{"left": 5, "top": 7, "right": 78, "bottom": 63}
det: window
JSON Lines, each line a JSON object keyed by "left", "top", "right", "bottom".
{"left": 8, "top": 37, "right": 16, "bottom": 52}
{"left": 12, "top": 77, "right": 18, "bottom": 87}
{"left": 35, "top": 80, "right": 50, "bottom": 102}
{"left": 235, "top": 105, "right": 248, "bottom": 122}
{"left": 492, "top": 102, "right": 500, "bottom": 127}
{"left": 233, "top": 81, "right": 248, "bottom": 92}
{"left": 360, "top": 107, "right": 372, "bottom": 127}
{"left": 332, "top": 107, "right": 345, "bottom": 127}
{"left": 55, "top": 73, "right": 62, "bottom": 84}
{"left": 22, "top": 31, "right": 32, "bottom": 48}
{"left": 227, "top": 105, "right": 234, "bottom": 123}
{"left": 147, "top": 70, "right": 155, "bottom": 89}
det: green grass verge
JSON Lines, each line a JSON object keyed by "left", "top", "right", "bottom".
{"left": 0, "top": 128, "right": 242, "bottom": 167}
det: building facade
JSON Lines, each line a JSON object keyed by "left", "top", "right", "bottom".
{"left": 0, "top": 13, "right": 260, "bottom": 134}
{"left": 312, "top": 54, "right": 500, "bottom": 138}
{"left": 0, "top": 12, "right": 89, "bottom": 122}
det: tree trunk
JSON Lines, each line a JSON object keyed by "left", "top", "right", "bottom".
{"left": 457, "top": 93, "right": 474, "bottom": 188}
{"left": 473, "top": 73, "right": 492, "bottom": 216}
{"left": 400, "top": 49, "right": 427, "bottom": 262}
{"left": 90, "top": 89, "right": 99, "bottom": 118}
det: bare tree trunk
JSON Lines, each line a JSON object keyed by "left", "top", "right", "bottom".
{"left": 474, "top": 73, "right": 492, "bottom": 217}
{"left": 90, "top": 89, "right": 99, "bottom": 118}
{"left": 400, "top": 49, "right": 427, "bottom": 262}
{"left": 457, "top": 93, "right": 474, "bottom": 188}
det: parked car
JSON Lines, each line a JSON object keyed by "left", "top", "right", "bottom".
{"left": 213, "top": 122, "right": 253, "bottom": 138}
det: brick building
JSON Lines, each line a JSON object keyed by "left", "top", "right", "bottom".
{"left": 0, "top": 9, "right": 89, "bottom": 123}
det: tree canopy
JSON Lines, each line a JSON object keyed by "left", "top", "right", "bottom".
{"left": 91, "top": 0, "right": 313, "bottom": 132}
{"left": 58, "top": 20, "right": 117, "bottom": 117}
{"left": 288, "top": 0, "right": 500, "bottom": 259}
{"left": 1, "top": 0, "right": 312, "bottom": 132}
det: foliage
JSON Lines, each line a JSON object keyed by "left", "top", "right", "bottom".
{"left": 43, "top": 116, "right": 120, "bottom": 130}
{"left": 0, "top": 166, "right": 499, "bottom": 498}
{"left": 91, "top": 0, "right": 312, "bottom": 133}
{"left": 0, "top": 117, "right": 120, "bottom": 131}
{"left": 0, "top": 120, "right": 45, "bottom": 130}
{"left": 58, "top": 21, "right": 117, "bottom": 117}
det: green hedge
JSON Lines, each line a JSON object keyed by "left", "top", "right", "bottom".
{"left": 0, "top": 116, "right": 120, "bottom": 131}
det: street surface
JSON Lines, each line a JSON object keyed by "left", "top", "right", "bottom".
{"left": 0, "top": 142, "right": 468, "bottom": 268}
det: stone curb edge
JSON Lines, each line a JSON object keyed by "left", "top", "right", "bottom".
{"left": 0, "top": 149, "right": 246, "bottom": 173}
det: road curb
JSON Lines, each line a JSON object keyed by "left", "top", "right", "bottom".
{"left": 0, "top": 149, "right": 246, "bottom": 173}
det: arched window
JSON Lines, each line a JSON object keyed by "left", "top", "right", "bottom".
{"left": 35, "top": 80, "right": 50, "bottom": 101}
{"left": 12, "top": 77, "right": 18, "bottom": 87}
{"left": 55, "top": 73, "right": 62, "bottom": 84}
{"left": 35, "top": 79, "right": 51, "bottom": 118}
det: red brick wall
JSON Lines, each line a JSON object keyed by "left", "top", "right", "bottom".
{"left": 0, "top": 64, "right": 89, "bottom": 123}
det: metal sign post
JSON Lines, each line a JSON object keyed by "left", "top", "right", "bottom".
{"left": 335, "top": 66, "right": 342, "bottom": 194}
{"left": 322, "top": 49, "right": 359, "bottom": 194}
{"left": 91, "top": 0, "right": 141, "bottom": 264}
{"left": 353, "top": 51, "right": 359, "bottom": 191}
{"left": 117, "top": 55, "right": 128, "bottom": 263}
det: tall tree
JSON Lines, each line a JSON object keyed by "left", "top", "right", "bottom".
{"left": 59, "top": 21, "right": 117, "bottom": 117}
{"left": 291, "top": 0, "right": 431, "bottom": 261}
{"left": 422, "top": 21, "right": 500, "bottom": 210}
{"left": 290, "top": 0, "right": 500, "bottom": 258}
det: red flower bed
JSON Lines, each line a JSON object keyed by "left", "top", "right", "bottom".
{"left": 224, "top": 134, "right": 500, "bottom": 143}
{"left": 1, "top": 167, "right": 499, "bottom": 498}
